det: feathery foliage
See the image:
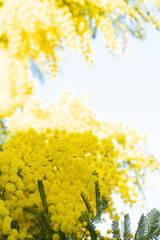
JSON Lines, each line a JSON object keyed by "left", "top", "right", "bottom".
{"left": 80, "top": 192, "right": 94, "bottom": 218}
{"left": 23, "top": 174, "right": 109, "bottom": 240}
{"left": 38, "top": 180, "right": 49, "bottom": 219}
{"left": 109, "top": 208, "right": 160, "bottom": 240}
{"left": 93, "top": 171, "right": 108, "bottom": 223}
{"left": 134, "top": 208, "right": 160, "bottom": 240}
{"left": 79, "top": 173, "right": 108, "bottom": 240}
{"left": 123, "top": 214, "right": 132, "bottom": 240}
{"left": 21, "top": 178, "right": 160, "bottom": 240}
{"left": 134, "top": 214, "right": 147, "bottom": 240}
{"left": 145, "top": 208, "right": 160, "bottom": 240}
{"left": 111, "top": 220, "right": 121, "bottom": 240}
{"left": 23, "top": 180, "right": 55, "bottom": 240}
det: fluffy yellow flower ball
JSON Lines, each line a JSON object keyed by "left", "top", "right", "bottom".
{"left": 107, "top": 229, "right": 112, "bottom": 234}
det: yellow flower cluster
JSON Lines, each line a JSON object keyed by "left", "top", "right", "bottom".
{"left": 0, "top": 0, "right": 160, "bottom": 117}
{"left": 7, "top": 89, "right": 157, "bottom": 189}
{"left": 0, "top": 128, "right": 158, "bottom": 239}
{"left": 0, "top": 50, "right": 34, "bottom": 118}
{"left": 6, "top": 89, "right": 146, "bottom": 141}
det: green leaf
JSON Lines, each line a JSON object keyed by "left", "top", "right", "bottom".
{"left": 111, "top": 220, "right": 121, "bottom": 239}
{"left": 81, "top": 191, "right": 95, "bottom": 217}
{"left": 146, "top": 208, "right": 160, "bottom": 240}
{"left": 149, "top": 226, "right": 160, "bottom": 240}
{"left": 38, "top": 180, "right": 49, "bottom": 218}
{"left": 23, "top": 206, "right": 41, "bottom": 216}
{"left": 94, "top": 180, "right": 108, "bottom": 223}
{"left": 95, "top": 180, "right": 101, "bottom": 214}
{"left": 123, "top": 214, "right": 131, "bottom": 240}
{"left": 86, "top": 218, "right": 97, "bottom": 240}
{"left": 11, "top": 220, "right": 20, "bottom": 232}
{"left": 134, "top": 214, "right": 147, "bottom": 240}
{"left": 58, "top": 228, "right": 68, "bottom": 240}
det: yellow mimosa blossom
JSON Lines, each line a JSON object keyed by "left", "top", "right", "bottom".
{"left": 0, "top": 127, "right": 158, "bottom": 238}
{"left": 0, "top": 0, "right": 160, "bottom": 116}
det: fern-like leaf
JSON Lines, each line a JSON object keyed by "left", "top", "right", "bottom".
{"left": 80, "top": 192, "right": 94, "bottom": 217}
{"left": 24, "top": 180, "right": 55, "bottom": 239}
{"left": 27, "top": 221, "right": 39, "bottom": 235}
{"left": 80, "top": 173, "right": 108, "bottom": 239}
{"left": 95, "top": 180, "right": 101, "bottom": 214}
{"left": 111, "top": 220, "right": 120, "bottom": 239}
{"left": 134, "top": 214, "right": 147, "bottom": 240}
{"left": 146, "top": 208, "right": 160, "bottom": 240}
{"left": 11, "top": 220, "right": 20, "bottom": 232}
{"left": 23, "top": 205, "right": 41, "bottom": 216}
{"left": 123, "top": 214, "right": 131, "bottom": 240}
{"left": 38, "top": 180, "right": 49, "bottom": 218}
{"left": 58, "top": 228, "right": 67, "bottom": 240}
{"left": 86, "top": 218, "right": 97, "bottom": 240}
{"left": 79, "top": 209, "right": 97, "bottom": 240}
{"left": 149, "top": 225, "right": 160, "bottom": 240}
{"left": 94, "top": 196, "right": 108, "bottom": 223}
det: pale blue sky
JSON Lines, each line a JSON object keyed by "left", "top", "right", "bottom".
{"left": 34, "top": 24, "right": 160, "bottom": 156}
{"left": 34, "top": 24, "right": 160, "bottom": 142}
{"left": 33, "top": 24, "right": 160, "bottom": 231}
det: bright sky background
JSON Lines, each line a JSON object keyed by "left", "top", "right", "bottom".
{"left": 33, "top": 24, "right": 160, "bottom": 232}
